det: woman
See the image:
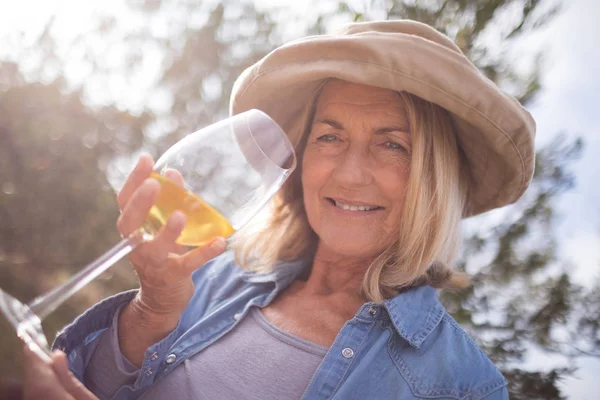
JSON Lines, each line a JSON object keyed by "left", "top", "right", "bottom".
{"left": 24, "top": 20, "right": 534, "bottom": 399}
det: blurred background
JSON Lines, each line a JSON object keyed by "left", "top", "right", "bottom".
{"left": 0, "top": 0, "right": 598, "bottom": 398}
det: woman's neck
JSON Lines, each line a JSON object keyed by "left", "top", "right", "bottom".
{"left": 299, "top": 241, "right": 374, "bottom": 298}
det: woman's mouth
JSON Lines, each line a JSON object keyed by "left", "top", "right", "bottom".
{"left": 326, "top": 198, "right": 384, "bottom": 212}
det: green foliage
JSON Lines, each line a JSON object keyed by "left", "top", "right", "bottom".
{"left": 0, "top": 62, "right": 143, "bottom": 377}
{"left": 503, "top": 368, "right": 570, "bottom": 400}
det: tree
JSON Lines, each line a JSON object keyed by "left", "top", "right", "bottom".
{"left": 0, "top": 61, "right": 149, "bottom": 377}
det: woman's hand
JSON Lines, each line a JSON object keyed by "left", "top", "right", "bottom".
{"left": 117, "top": 154, "right": 226, "bottom": 321}
{"left": 115, "top": 155, "right": 226, "bottom": 365}
{"left": 23, "top": 347, "right": 98, "bottom": 400}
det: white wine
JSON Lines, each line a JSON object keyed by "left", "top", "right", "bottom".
{"left": 144, "top": 172, "right": 235, "bottom": 246}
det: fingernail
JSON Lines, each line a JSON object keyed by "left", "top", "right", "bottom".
{"left": 167, "top": 211, "right": 185, "bottom": 229}
{"left": 140, "top": 153, "right": 153, "bottom": 164}
{"left": 211, "top": 237, "right": 226, "bottom": 251}
{"left": 144, "top": 177, "right": 159, "bottom": 189}
{"left": 137, "top": 155, "right": 148, "bottom": 168}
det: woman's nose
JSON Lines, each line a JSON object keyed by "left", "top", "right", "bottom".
{"left": 331, "top": 145, "right": 372, "bottom": 187}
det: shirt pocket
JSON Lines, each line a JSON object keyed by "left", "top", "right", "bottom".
{"left": 386, "top": 332, "right": 506, "bottom": 400}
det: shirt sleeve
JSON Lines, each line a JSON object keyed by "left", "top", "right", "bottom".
{"left": 83, "top": 303, "right": 140, "bottom": 399}
{"left": 52, "top": 289, "right": 186, "bottom": 399}
{"left": 52, "top": 290, "right": 139, "bottom": 383}
{"left": 51, "top": 253, "right": 238, "bottom": 399}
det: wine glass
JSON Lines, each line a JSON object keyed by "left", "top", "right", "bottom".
{"left": 0, "top": 109, "right": 296, "bottom": 362}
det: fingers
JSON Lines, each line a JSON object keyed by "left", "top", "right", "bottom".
{"left": 23, "top": 346, "right": 54, "bottom": 388}
{"left": 180, "top": 236, "right": 227, "bottom": 275}
{"left": 51, "top": 351, "right": 98, "bottom": 400}
{"left": 22, "top": 346, "right": 74, "bottom": 400}
{"left": 117, "top": 154, "right": 154, "bottom": 210}
{"left": 116, "top": 178, "right": 161, "bottom": 237}
{"left": 164, "top": 168, "right": 184, "bottom": 187}
{"left": 139, "top": 211, "right": 187, "bottom": 262}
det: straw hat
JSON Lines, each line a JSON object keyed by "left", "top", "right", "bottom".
{"left": 230, "top": 20, "right": 536, "bottom": 217}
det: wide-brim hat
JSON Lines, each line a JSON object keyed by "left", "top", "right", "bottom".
{"left": 230, "top": 20, "right": 536, "bottom": 217}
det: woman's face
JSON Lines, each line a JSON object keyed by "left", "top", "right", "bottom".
{"left": 302, "top": 80, "right": 412, "bottom": 259}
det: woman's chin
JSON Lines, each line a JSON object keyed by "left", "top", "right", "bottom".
{"left": 318, "top": 235, "right": 388, "bottom": 261}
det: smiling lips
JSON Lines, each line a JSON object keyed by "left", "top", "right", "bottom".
{"left": 326, "top": 198, "right": 384, "bottom": 212}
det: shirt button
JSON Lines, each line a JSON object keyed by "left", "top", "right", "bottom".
{"left": 165, "top": 354, "right": 177, "bottom": 364}
{"left": 342, "top": 348, "right": 354, "bottom": 358}
{"left": 145, "top": 368, "right": 153, "bottom": 376}
{"left": 368, "top": 306, "right": 377, "bottom": 316}
{"left": 150, "top": 352, "right": 158, "bottom": 361}
{"left": 233, "top": 313, "right": 242, "bottom": 321}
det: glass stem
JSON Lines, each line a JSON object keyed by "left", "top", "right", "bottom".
{"left": 28, "top": 229, "right": 151, "bottom": 320}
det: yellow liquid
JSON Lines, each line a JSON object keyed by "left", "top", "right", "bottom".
{"left": 144, "top": 172, "right": 235, "bottom": 246}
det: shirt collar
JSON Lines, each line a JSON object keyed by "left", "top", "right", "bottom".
{"left": 240, "top": 258, "right": 308, "bottom": 289}
{"left": 241, "top": 259, "right": 445, "bottom": 349}
{"left": 384, "top": 285, "right": 445, "bottom": 349}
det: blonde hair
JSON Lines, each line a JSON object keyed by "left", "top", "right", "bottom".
{"left": 233, "top": 89, "right": 470, "bottom": 303}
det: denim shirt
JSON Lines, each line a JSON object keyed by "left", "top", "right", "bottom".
{"left": 53, "top": 252, "right": 508, "bottom": 399}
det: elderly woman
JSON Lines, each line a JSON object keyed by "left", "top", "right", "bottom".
{"left": 24, "top": 20, "right": 534, "bottom": 400}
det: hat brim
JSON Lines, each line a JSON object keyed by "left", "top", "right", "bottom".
{"left": 230, "top": 21, "right": 536, "bottom": 217}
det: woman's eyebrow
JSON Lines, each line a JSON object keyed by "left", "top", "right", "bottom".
{"left": 315, "top": 118, "right": 344, "bottom": 130}
{"left": 374, "top": 125, "right": 409, "bottom": 135}
{"left": 316, "top": 118, "right": 409, "bottom": 134}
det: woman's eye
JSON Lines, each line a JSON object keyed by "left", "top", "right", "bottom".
{"left": 384, "top": 141, "right": 406, "bottom": 152}
{"left": 316, "top": 134, "right": 339, "bottom": 142}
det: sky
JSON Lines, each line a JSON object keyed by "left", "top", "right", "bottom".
{"left": 524, "top": 0, "right": 600, "bottom": 286}
{"left": 0, "top": 0, "right": 598, "bottom": 397}
{"left": 517, "top": 0, "right": 600, "bottom": 395}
